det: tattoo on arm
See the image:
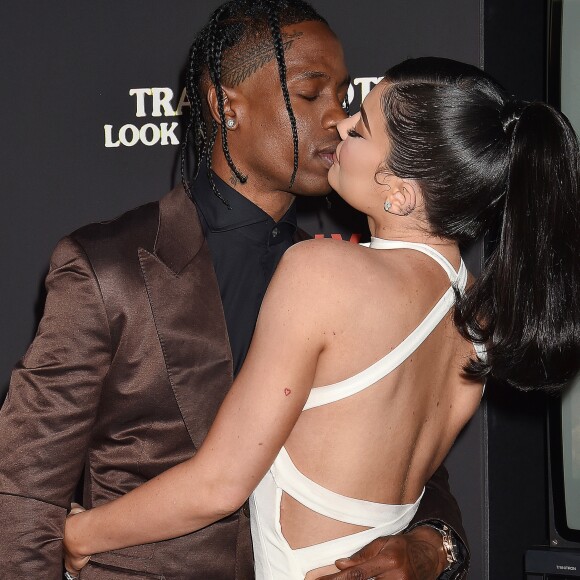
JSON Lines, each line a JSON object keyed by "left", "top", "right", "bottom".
{"left": 222, "top": 32, "right": 303, "bottom": 86}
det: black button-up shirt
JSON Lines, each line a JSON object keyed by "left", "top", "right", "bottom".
{"left": 191, "top": 170, "right": 297, "bottom": 375}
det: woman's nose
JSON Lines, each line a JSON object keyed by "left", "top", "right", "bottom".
{"left": 337, "top": 113, "right": 360, "bottom": 140}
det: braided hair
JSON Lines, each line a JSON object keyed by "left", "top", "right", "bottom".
{"left": 181, "top": 0, "right": 328, "bottom": 206}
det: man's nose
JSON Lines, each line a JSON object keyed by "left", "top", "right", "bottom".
{"left": 322, "top": 99, "right": 348, "bottom": 130}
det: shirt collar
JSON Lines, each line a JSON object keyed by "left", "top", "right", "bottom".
{"left": 191, "top": 168, "right": 297, "bottom": 235}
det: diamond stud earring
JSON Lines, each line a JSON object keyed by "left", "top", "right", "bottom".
{"left": 226, "top": 119, "right": 235, "bottom": 129}
{"left": 384, "top": 200, "right": 392, "bottom": 212}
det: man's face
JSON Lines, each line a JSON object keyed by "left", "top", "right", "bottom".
{"left": 223, "top": 21, "right": 350, "bottom": 197}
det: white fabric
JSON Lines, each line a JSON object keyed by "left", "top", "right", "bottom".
{"left": 250, "top": 238, "right": 480, "bottom": 579}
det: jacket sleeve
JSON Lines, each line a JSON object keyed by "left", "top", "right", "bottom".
{"left": 407, "top": 463, "right": 469, "bottom": 579}
{"left": 0, "top": 236, "right": 112, "bottom": 578}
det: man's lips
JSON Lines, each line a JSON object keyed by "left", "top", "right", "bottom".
{"left": 317, "top": 143, "right": 339, "bottom": 168}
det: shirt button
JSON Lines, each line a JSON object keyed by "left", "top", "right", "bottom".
{"left": 271, "top": 227, "right": 280, "bottom": 238}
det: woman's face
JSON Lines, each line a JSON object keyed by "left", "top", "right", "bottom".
{"left": 328, "top": 82, "right": 392, "bottom": 214}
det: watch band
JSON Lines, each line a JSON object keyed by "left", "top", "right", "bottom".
{"left": 423, "top": 522, "right": 459, "bottom": 571}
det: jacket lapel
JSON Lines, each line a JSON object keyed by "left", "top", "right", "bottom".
{"left": 139, "top": 186, "right": 233, "bottom": 450}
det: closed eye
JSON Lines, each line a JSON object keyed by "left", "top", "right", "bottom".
{"left": 347, "top": 128, "right": 362, "bottom": 138}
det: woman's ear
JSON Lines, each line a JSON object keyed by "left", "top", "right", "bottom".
{"left": 384, "top": 179, "right": 418, "bottom": 216}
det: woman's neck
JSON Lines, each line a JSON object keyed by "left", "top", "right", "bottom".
{"left": 368, "top": 217, "right": 461, "bottom": 269}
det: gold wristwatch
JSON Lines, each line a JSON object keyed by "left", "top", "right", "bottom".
{"left": 423, "top": 522, "right": 459, "bottom": 571}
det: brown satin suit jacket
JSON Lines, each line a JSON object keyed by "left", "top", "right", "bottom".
{"left": 0, "top": 186, "right": 467, "bottom": 579}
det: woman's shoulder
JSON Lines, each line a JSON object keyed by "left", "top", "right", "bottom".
{"left": 282, "top": 238, "right": 371, "bottom": 267}
{"left": 277, "top": 239, "right": 375, "bottom": 282}
{"left": 273, "top": 238, "right": 407, "bottom": 298}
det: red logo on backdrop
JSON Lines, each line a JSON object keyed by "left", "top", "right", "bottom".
{"left": 314, "top": 233, "right": 361, "bottom": 243}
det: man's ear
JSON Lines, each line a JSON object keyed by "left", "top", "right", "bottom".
{"left": 206, "top": 84, "right": 240, "bottom": 128}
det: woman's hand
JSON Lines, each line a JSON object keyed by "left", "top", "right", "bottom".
{"left": 64, "top": 503, "right": 91, "bottom": 577}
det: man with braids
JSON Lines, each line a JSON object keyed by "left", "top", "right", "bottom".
{"left": 0, "top": 1, "right": 468, "bottom": 579}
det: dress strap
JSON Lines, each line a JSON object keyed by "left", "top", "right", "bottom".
{"left": 271, "top": 447, "right": 423, "bottom": 528}
{"left": 304, "top": 238, "right": 468, "bottom": 411}
{"left": 366, "top": 237, "right": 463, "bottom": 283}
{"left": 270, "top": 447, "right": 423, "bottom": 574}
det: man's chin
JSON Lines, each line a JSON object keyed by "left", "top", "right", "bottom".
{"left": 291, "top": 176, "right": 333, "bottom": 198}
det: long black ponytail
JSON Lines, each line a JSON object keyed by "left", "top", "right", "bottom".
{"left": 381, "top": 57, "right": 580, "bottom": 392}
{"left": 459, "top": 101, "right": 580, "bottom": 391}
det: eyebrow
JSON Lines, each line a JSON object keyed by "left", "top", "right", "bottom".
{"left": 293, "top": 71, "right": 351, "bottom": 89}
{"left": 294, "top": 71, "right": 330, "bottom": 81}
{"left": 360, "top": 104, "right": 371, "bottom": 135}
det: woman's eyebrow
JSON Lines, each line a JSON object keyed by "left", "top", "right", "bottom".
{"left": 360, "top": 104, "right": 371, "bottom": 135}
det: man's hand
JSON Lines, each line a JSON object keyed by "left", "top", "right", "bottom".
{"left": 316, "top": 526, "right": 448, "bottom": 580}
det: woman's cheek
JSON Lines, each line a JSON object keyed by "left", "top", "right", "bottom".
{"left": 339, "top": 141, "right": 357, "bottom": 169}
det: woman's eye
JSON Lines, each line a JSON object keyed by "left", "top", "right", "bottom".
{"left": 347, "top": 128, "right": 362, "bottom": 138}
{"left": 299, "top": 94, "right": 319, "bottom": 101}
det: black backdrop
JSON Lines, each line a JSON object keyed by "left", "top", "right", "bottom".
{"left": 0, "top": 1, "right": 510, "bottom": 577}
{"left": 0, "top": 0, "right": 482, "bottom": 386}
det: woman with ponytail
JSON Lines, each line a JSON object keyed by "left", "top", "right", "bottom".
{"left": 64, "top": 57, "right": 580, "bottom": 579}
{"left": 376, "top": 58, "right": 580, "bottom": 392}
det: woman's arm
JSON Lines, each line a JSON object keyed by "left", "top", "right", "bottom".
{"left": 64, "top": 243, "right": 327, "bottom": 559}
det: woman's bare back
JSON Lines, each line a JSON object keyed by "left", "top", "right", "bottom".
{"left": 278, "top": 238, "right": 484, "bottom": 565}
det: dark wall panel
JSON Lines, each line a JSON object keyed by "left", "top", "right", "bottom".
{"left": 483, "top": 1, "right": 550, "bottom": 578}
